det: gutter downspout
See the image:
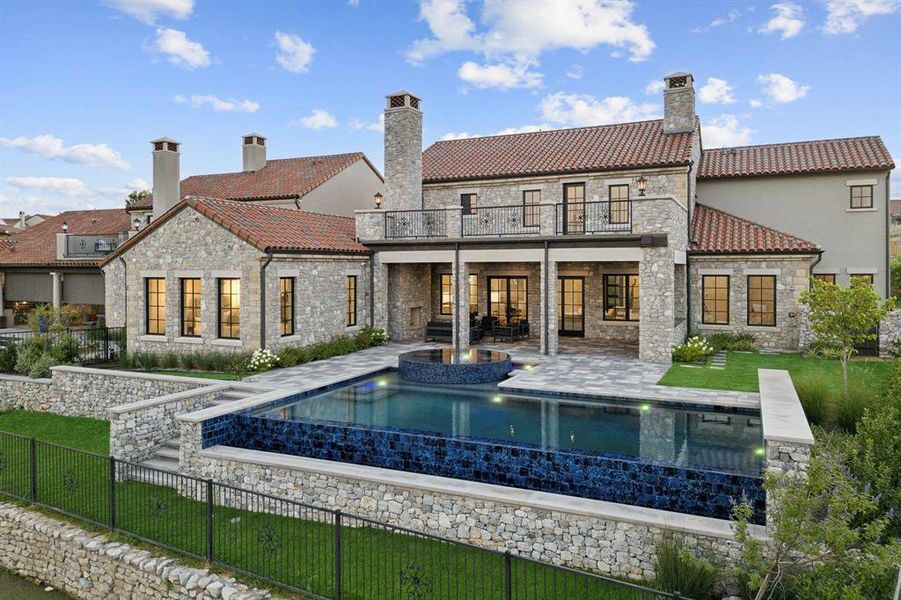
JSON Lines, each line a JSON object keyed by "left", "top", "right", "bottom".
{"left": 543, "top": 240, "right": 549, "bottom": 355}
{"left": 369, "top": 253, "right": 375, "bottom": 328}
{"left": 453, "top": 243, "right": 461, "bottom": 353}
{"left": 808, "top": 250, "right": 824, "bottom": 289}
{"left": 259, "top": 251, "right": 274, "bottom": 350}
{"left": 684, "top": 160, "right": 694, "bottom": 342}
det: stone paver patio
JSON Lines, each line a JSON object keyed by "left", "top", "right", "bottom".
{"left": 248, "top": 342, "right": 758, "bottom": 408}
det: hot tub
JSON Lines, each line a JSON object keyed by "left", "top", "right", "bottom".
{"left": 397, "top": 348, "right": 512, "bottom": 384}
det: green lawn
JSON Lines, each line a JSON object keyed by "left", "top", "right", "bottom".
{"left": 148, "top": 370, "right": 237, "bottom": 381}
{"left": 0, "top": 411, "right": 654, "bottom": 599}
{"left": 658, "top": 351, "right": 890, "bottom": 393}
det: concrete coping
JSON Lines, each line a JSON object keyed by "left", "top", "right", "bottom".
{"left": 0, "top": 373, "right": 52, "bottom": 385}
{"left": 758, "top": 368, "right": 814, "bottom": 445}
{"left": 201, "top": 445, "right": 767, "bottom": 542}
{"left": 107, "top": 382, "right": 232, "bottom": 415}
{"left": 50, "top": 365, "right": 220, "bottom": 386}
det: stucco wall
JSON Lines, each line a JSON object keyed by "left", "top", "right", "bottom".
{"left": 697, "top": 170, "right": 889, "bottom": 295}
{"left": 301, "top": 159, "right": 384, "bottom": 217}
{"left": 689, "top": 255, "right": 815, "bottom": 349}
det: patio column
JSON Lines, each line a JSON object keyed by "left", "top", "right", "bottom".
{"left": 540, "top": 257, "right": 558, "bottom": 356}
{"left": 51, "top": 272, "right": 62, "bottom": 309}
{"left": 371, "top": 253, "right": 389, "bottom": 331}
{"left": 638, "top": 247, "right": 675, "bottom": 363}
{"left": 452, "top": 259, "right": 469, "bottom": 352}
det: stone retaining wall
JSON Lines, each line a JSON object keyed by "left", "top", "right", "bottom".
{"left": 0, "top": 375, "right": 53, "bottom": 411}
{"left": 879, "top": 310, "right": 901, "bottom": 358}
{"left": 0, "top": 503, "right": 271, "bottom": 599}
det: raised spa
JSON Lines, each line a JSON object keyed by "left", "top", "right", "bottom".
{"left": 397, "top": 348, "right": 512, "bottom": 384}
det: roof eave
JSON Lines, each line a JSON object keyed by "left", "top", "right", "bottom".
{"left": 423, "top": 161, "right": 693, "bottom": 186}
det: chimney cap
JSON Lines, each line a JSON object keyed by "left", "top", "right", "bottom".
{"left": 385, "top": 90, "right": 420, "bottom": 100}
{"left": 665, "top": 71, "right": 692, "bottom": 79}
{"left": 243, "top": 132, "right": 266, "bottom": 139}
{"left": 150, "top": 136, "right": 180, "bottom": 144}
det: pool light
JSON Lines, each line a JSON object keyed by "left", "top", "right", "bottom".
{"left": 754, "top": 447, "right": 765, "bottom": 457}
{"left": 492, "top": 395, "right": 503, "bottom": 403}
{"left": 377, "top": 379, "right": 388, "bottom": 387}
{"left": 639, "top": 403, "right": 651, "bottom": 412}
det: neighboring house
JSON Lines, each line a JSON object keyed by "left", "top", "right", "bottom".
{"left": 101, "top": 197, "right": 370, "bottom": 355}
{"left": 890, "top": 198, "right": 901, "bottom": 259}
{"left": 125, "top": 134, "right": 384, "bottom": 226}
{"left": 104, "top": 72, "right": 894, "bottom": 363}
{"left": 0, "top": 209, "right": 132, "bottom": 326}
{"left": 0, "top": 212, "right": 49, "bottom": 237}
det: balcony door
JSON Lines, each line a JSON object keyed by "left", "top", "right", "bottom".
{"left": 562, "top": 183, "right": 585, "bottom": 234}
{"left": 558, "top": 276, "right": 585, "bottom": 337}
{"left": 488, "top": 277, "right": 528, "bottom": 325}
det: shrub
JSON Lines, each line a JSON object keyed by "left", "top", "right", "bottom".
{"left": 653, "top": 535, "right": 719, "bottom": 599}
{"left": 728, "top": 337, "right": 758, "bottom": 353}
{"left": 180, "top": 351, "right": 199, "bottom": 370}
{"left": 248, "top": 349, "right": 278, "bottom": 372}
{"left": 805, "top": 339, "right": 843, "bottom": 359}
{"left": 160, "top": 351, "right": 179, "bottom": 369}
{"left": 834, "top": 387, "right": 875, "bottom": 433}
{"left": 0, "top": 343, "right": 18, "bottom": 373}
{"left": 49, "top": 335, "right": 81, "bottom": 364}
{"left": 117, "top": 351, "right": 136, "bottom": 369}
{"left": 672, "top": 336, "right": 714, "bottom": 363}
{"left": 136, "top": 351, "right": 160, "bottom": 370}
{"left": 792, "top": 375, "right": 830, "bottom": 427}
{"left": 14, "top": 337, "right": 49, "bottom": 375}
{"left": 703, "top": 332, "right": 757, "bottom": 352}
{"left": 226, "top": 356, "right": 249, "bottom": 381}
{"left": 355, "top": 326, "right": 388, "bottom": 348}
{"left": 28, "top": 353, "right": 60, "bottom": 378}
{"left": 278, "top": 346, "right": 307, "bottom": 368}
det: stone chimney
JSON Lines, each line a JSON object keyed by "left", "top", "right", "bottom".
{"left": 17, "top": 211, "right": 25, "bottom": 228}
{"left": 242, "top": 133, "right": 267, "bottom": 172}
{"left": 383, "top": 91, "right": 422, "bottom": 211}
{"left": 662, "top": 72, "right": 695, "bottom": 134}
{"left": 151, "top": 137, "right": 180, "bottom": 220}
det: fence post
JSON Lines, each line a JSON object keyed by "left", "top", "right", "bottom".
{"left": 29, "top": 437, "right": 37, "bottom": 503}
{"left": 108, "top": 457, "right": 116, "bottom": 530}
{"left": 334, "top": 510, "right": 343, "bottom": 600}
{"left": 205, "top": 479, "right": 214, "bottom": 562}
{"left": 103, "top": 327, "right": 110, "bottom": 362}
{"left": 504, "top": 551, "right": 512, "bottom": 600}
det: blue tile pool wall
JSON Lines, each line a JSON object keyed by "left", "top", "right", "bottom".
{"left": 220, "top": 413, "right": 766, "bottom": 524}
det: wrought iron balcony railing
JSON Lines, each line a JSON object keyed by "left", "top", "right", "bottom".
{"left": 384, "top": 209, "right": 449, "bottom": 239}
{"left": 65, "top": 233, "right": 130, "bottom": 257}
{"left": 461, "top": 204, "right": 540, "bottom": 237}
{"left": 555, "top": 200, "right": 631, "bottom": 235}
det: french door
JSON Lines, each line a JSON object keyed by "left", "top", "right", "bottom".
{"left": 488, "top": 277, "right": 528, "bottom": 325}
{"left": 562, "top": 182, "right": 585, "bottom": 234}
{"left": 558, "top": 276, "right": 585, "bottom": 336}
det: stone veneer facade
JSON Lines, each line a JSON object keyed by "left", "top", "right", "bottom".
{"left": 689, "top": 255, "right": 817, "bottom": 349}
{"left": 0, "top": 503, "right": 272, "bottom": 599}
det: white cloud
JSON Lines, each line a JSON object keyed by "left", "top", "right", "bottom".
{"left": 275, "top": 31, "right": 315, "bottom": 73}
{"left": 495, "top": 124, "right": 551, "bottom": 135}
{"left": 408, "top": 0, "right": 654, "bottom": 88}
{"left": 153, "top": 28, "right": 210, "bottom": 69}
{"left": 823, "top": 0, "right": 900, "bottom": 34}
{"left": 173, "top": 94, "right": 259, "bottom": 112}
{"left": 757, "top": 73, "right": 810, "bottom": 103}
{"left": 348, "top": 0, "right": 360, "bottom": 5}
{"left": 6, "top": 176, "right": 89, "bottom": 197}
{"left": 709, "top": 9, "right": 742, "bottom": 28}
{"left": 539, "top": 92, "right": 659, "bottom": 127}
{"left": 457, "top": 61, "right": 542, "bottom": 90}
{"left": 0, "top": 134, "right": 131, "bottom": 171}
{"left": 758, "top": 3, "right": 805, "bottom": 39}
{"left": 105, "top": 0, "right": 193, "bottom": 24}
{"left": 702, "top": 115, "right": 754, "bottom": 148}
{"left": 350, "top": 114, "right": 384, "bottom": 133}
{"left": 644, "top": 79, "right": 665, "bottom": 95}
{"left": 441, "top": 132, "right": 478, "bottom": 141}
{"left": 565, "top": 65, "right": 583, "bottom": 80}
{"left": 698, "top": 77, "right": 736, "bottom": 104}
{"left": 294, "top": 109, "right": 337, "bottom": 130}
{"left": 891, "top": 157, "right": 901, "bottom": 192}
{"left": 98, "top": 177, "right": 152, "bottom": 198}
{"left": 749, "top": 98, "right": 764, "bottom": 108}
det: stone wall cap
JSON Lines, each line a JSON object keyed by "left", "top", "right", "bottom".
{"left": 0, "top": 373, "right": 52, "bottom": 384}
{"left": 201, "top": 445, "right": 767, "bottom": 541}
{"left": 759, "top": 368, "right": 815, "bottom": 445}
{"left": 108, "top": 382, "right": 232, "bottom": 415}
{"left": 50, "top": 365, "right": 222, "bottom": 386}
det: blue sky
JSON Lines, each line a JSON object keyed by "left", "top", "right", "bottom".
{"left": 1, "top": 0, "right": 899, "bottom": 216}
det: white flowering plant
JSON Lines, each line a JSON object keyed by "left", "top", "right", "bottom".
{"left": 671, "top": 336, "right": 714, "bottom": 363}
{"left": 248, "top": 348, "right": 279, "bottom": 372}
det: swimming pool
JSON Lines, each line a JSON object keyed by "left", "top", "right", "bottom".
{"left": 204, "top": 371, "right": 766, "bottom": 522}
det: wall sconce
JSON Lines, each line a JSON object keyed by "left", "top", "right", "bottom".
{"left": 61, "top": 221, "right": 68, "bottom": 233}
{"left": 636, "top": 176, "right": 647, "bottom": 197}
{"left": 133, "top": 217, "right": 141, "bottom": 230}
{"left": 374, "top": 192, "right": 383, "bottom": 209}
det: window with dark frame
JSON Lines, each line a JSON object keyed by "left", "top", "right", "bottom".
{"left": 217, "top": 278, "right": 241, "bottom": 339}
{"left": 851, "top": 273, "right": 875, "bottom": 288}
{"left": 522, "top": 190, "right": 540, "bottom": 228}
{"left": 346, "top": 275, "right": 357, "bottom": 326}
{"left": 608, "top": 184, "right": 630, "bottom": 224}
{"left": 279, "top": 277, "right": 294, "bottom": 337}
{"left": 145, "top": 277, "right": 166, "bottom": 335}
{"left": 702, "top": 275, "right": 729, "bottom": 325}
{"left": 562, "top": 183, "right": 585, "bottom": 233}
{"left": 747, "top": 275, "right": 776, "bottom": 327}
{"left": 440, "top": 274, "right": 453, "bottom": 315}
{"left": 180, "top": 278, "right": 201, "bottom": 337}
{"left": 813, "top": 273, "right": 836, "bottom": 285}
{"left": 460, "top": 193, "right": 477, "bottom": 216}
{"left": 469, "top": 273, "right": 478, "bottom": 314}
{"left": 603, "top": 274, "right": 639, "bottom": 321}
{"left": 849, "top": 185, "right": 874, "bottom": 209}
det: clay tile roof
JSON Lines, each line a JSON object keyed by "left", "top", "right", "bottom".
{"left": 698, "top": 136, "right": 894, "bottom": 180}
{"left": 179, "top": 152, "right": 381, "bottom": 201}
{"left": 0, "top": 208, "right": 132, "bottom": 267}
{"left": 126, "top": 194, "right": 153, "bottom": 211}
{"left": 422, "top": 119, "right": 696, "bottom": 184}
{"left": 690, "top": 203, "right": 819, "bottom": 254}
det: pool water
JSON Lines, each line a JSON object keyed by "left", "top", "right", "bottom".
{"left": 253, "top": 371, "right": 763, "bottom": 476}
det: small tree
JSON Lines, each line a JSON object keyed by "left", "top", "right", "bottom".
{"left": 891, "top": 254, "right": 901, "bottom": 298}
{"left": 126, "top": 189, "right": 151, "bottom": 207}
{"left": 799, "top": 278, "right": 893, "bottom": 393}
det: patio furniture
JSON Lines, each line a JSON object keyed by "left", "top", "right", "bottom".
{"left": 480, "top": 316, "right": 498, "bottom": 336}
{"left": 425, "top": 321, "right": 452, "bottom": 342}
{"left": 492, "top": 324, "right": 517, "bottom": 342}
{"left": 518, "top": 320, "right": 530, "bottom": 339}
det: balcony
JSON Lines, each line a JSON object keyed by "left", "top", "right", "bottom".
{"left": 59, "top": 233, "right": 130, "bottom": 259}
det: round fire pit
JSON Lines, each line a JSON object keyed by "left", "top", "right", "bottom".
{"left": 398, "top": 348, "right": 513, "bottom": 384}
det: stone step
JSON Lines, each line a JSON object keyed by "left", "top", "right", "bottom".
{"left": 162, "top": 438, "right": 180, "bottom": 450}
{"left": 210, "top": 398, "right": 234, "bottom": 406}
{"left": 220, "top": 390, "right": 252, "bottom": 401}
{"left": 133, "top": 457, "right": 179, "bottom": 475}
{"left": 154, "top": 447, "right": 179, "bottom": 460}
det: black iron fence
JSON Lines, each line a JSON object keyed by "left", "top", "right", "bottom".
{"left": 556, "top": 200, "right": 632, "bottom": 235}
{"left": 461, "top": 205, "right": 541, "bottom": 238}
{"left": 0, "top": 430, "right": 682, "bottom": 599}
{"left": 0, "top": 326, "right": 124, "bottom": 364}
{"left": 385, "top": 209, "right": 449, "bottom": 239}
{"left": 65, "top": 233, "right": 129, "bottom": 258}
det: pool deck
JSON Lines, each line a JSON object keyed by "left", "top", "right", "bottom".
{"left": 248, "top": 342, "right": 759, "bottom": 409}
